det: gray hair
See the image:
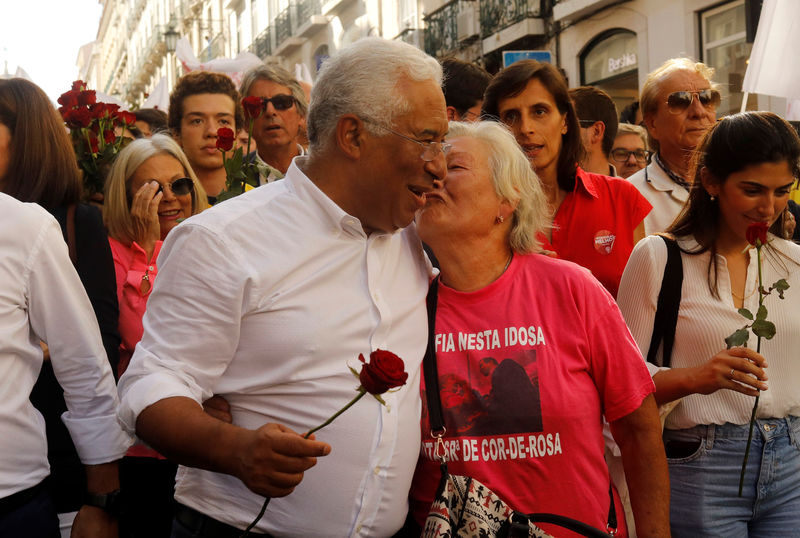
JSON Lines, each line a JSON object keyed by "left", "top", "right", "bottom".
{"left": 103, "top": 134, "right": 208, "bottom": 244}
{"left": 640, "top": 58, "right": 717, "bottom": 151}
{"left": 615, "top": 122, "right": 648, "bottom": 150}
{"left": 239, "top": 63, "right": 308, "bottom": 118}
{"left": 448, "top": 121, "right": 551, "bottom": 254}
{"left": 307, "top": 37, "right": 443, "bottom": 152}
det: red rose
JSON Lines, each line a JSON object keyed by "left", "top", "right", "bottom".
{"left": 57, "top": 90, "right": 80, "bottom": 109}
{"left": 88, "top": 134, "right": 99, "bottom": 154}
{"left": 216, "top": 127, "right": 235, "bottom": 151}
{"left": 358, "top": 349, "right": 408, "bottom": 395}
{"left": 242, "top": 96, "right": 263, "bottom": 120}
{"left": 103, "top": 130, "right": 116, "bottom": 144}
{"left": 745, "top": 221, "right": 769, "bottom": 247}
{"left": 71, "top": 80, "right": 86, "bottom": 91}
{"left": 77, "top": 90, "right": 96, "bottom": 106}
{"left": 64, "top": 108, "right": 93, "bottom": 129}
{"left": 117, "top": 111, "right": 136, "bottom": 125}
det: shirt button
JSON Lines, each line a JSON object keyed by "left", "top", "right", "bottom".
{"left": 148, "top": 266, "right": 155, "bottom": 271}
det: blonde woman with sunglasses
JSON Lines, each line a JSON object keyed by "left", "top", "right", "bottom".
{"left": 628, "top": 58, "right": 721, "bottom": 235}
{"left": 103, "top": 133, "right": 207, "bottom": 538}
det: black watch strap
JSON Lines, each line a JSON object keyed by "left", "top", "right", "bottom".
{"left": 83, "top": 489, "right": 122, "bottom": 516}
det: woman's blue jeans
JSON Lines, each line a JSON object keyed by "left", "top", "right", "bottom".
{"left": 665, "top": 416, "right": 800, "bottom": 537}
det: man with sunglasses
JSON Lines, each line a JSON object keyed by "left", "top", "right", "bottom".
{"left": 239, "top": 64, "right": 308, "bottom": 182}
{"left": 628, "top": 58, "right": 720, "bottom": 234}
{"left": 570, "top": 86, "right": 619, "bottom": 176}
{"left": 117, "top": 37, "right": 447, "bottom": 537}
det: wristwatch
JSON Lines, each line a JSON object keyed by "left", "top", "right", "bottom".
{"left": 83, "top": 489, "right": 123, "bottom": 516}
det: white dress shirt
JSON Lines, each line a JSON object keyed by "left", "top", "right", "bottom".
{"left": 0, "top": 193, "right": 131, "bottom": 498}
{"left": 627, "top": 159, "right": 689, "bottom": 235}
{"left": 617, "top": 234, "right": 800, "bottom": 430}
{"left": 118, "top": 159, "right": 431, "bottom": 536}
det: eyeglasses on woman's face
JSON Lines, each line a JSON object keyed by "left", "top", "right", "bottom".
{"left": 156, "top": 177, "right": 195, "bottom": 196}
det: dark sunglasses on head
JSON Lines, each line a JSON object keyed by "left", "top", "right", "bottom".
{"left": 666, "top": 89, "right": 721, "bottom": 114}
{"left": 261, "top": 94, "right": 295, "bottom": 111}
{"left": 610, "top": 148, "right": 650, "bottom": 163}
{"left": 156, "top": 177, "right": 195, "bottom": 196}
{"left": 578, "top": 119, "right": 600, "bottom": 127}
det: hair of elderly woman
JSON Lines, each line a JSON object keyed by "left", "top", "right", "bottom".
{"left": 481, "top": 60, "right": 583, "bottom": 193}
{"left": 306, "top": 37, "right": 443, "bottom": 152}
{"left": 239, "top": 63, "right": 308, "bottom": 118}
{"left": 104, "top": 133, "right": 208, "bottom": 244}
{"left": 668, "top": 111, "right": 800, "bottom": 293}
{"left": 447, "top": 121, "right": 551, "bottom": 254}
{"left": 0, "top": 78, "right": 82, "bottom": 209}
{"left": 639, "top": 58, "right": 717, "bottom": 151}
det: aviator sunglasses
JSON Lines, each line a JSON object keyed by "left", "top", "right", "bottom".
{"left": 155, "top": 177, "right": 194, "bottom": 196}
{"left": 666, "top": 89, "right": 721, "bottom": 114}
{"left": 260, "top": 94, "right": 296, "bottom": 111}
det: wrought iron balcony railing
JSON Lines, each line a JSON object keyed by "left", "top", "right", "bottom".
{"left": 423, "top": 0, "right": 459, "bottom": 59}
{"left": 200, "top": 32, "right": 225, "bottom": 62}
{"left": 296, "top": 0, "right": 322, "bottom": 24}
{"left": 250, "top": 26, "right": 273, "bottom": 58}
{"left": 275, "top": 6, "right": 294, "bottom": 47}
{"left": 480, "top": 0, "right": 544, "bottom": 37}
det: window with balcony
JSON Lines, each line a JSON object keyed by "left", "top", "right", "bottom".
{"left": 700, "top": 0, "right": 753, "bottom": 115}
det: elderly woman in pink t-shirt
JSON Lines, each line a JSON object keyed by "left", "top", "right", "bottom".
{"left": 103, "top": 134, "right": 207, "bottom": 537}
{"left": 407, "top": 121, "right": 668, "bottom": 537}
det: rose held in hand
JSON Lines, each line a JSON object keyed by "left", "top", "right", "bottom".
{"left": 216, "top": 127, "right": 235, "bottom": 151}
{"left": 358, "top": 350, "right": 408, "bottom": 394}
{"left": 242, "top": 96, "right": 264, "bottom": 120}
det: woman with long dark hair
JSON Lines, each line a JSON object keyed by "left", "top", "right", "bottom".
{"left": 618, "top": 111, "right": 800, "bottom": 535}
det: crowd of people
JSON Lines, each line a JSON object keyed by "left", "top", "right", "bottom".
{"left": 1, "top": 34, "right": 798, "bottom": 538}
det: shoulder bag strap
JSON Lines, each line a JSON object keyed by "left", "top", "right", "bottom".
{"left": 423, "top": 276, "right": 444, "bottom": 433}
{"left": 66, "top": 204, "right": 78, "bottom": 266}
{"left": 646, "top": 236, "right": 683, "bottom": 368}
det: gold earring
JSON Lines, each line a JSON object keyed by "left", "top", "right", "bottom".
{"left": 496, "top": 215, "right": 504, "bottom": 224}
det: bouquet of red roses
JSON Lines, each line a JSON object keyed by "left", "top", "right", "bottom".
{"left": 57, "top": 80, "right": 136, "bottom": 198}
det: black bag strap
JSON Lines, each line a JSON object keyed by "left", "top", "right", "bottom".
{"left": 421, "top": 277, "right": 615, "bottom": 537}
{"left": 423, "top": 276, "right": 444, "bottom": 434}
{"left": 646, "top": 236, "right": 683, "bottom": 368}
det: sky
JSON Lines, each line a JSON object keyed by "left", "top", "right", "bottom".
{"left": 1, "top": 0, "right": 102, "bottom": 102}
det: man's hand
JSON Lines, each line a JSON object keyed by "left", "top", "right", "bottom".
{"left": 71, "top": 505, "right": 117, "bottom": 538}
{"left": 234, "top": 423, "right": 331, "bottom": 498}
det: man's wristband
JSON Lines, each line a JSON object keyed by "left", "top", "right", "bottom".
{"left": 83, "top": 489, "right": 123, "bottom": 516}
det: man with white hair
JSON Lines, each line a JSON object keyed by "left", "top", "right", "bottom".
{"left": 628, "top": 58, "right": 719, "bottom": 234}
{"left": 117, "top": 37, "right": 448, "bottom": 537}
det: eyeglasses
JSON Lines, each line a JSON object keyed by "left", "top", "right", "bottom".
{"left": 578, "top": 119, "right": 600, "bottom": 127}
{"left": 367, "top": 120, "right": 451, "bottom": 162}
{"left": 610, "top": 148, "right": 650, "bottom": 164}
{"left": 666, "top": 89, "right": 721, "bottom": 114}
{"left": 260, "top": 94, "right": 296, "bottom": 111}
{"left": 156, "top": 177, "right": 195, "bottom": 196}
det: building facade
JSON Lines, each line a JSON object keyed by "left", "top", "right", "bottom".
{"left": 91, "top": 0, "right": 779, "bottom": 116}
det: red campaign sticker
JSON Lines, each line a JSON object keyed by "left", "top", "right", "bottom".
{"left": 593, "top": 230, "right": 615, "bottom": 254}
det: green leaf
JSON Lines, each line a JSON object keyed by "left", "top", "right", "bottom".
{"left": 756, "top": 304, "right": 768, "bottom": 321}
{"left": 771, "top": 278, "right": 790, "bottom": 299}
{"left": 737, "top": 308, "right": 753, "bottom": 320}
{"left": 725, "top": 328, "right": 750, "bottom": 349}
{"left": 752, "top": 319, "right": 776, "bottom": 339}
{"left": 371, "top": 393, "right": 387, "bottom": 406}
{"left": 348, "top": 365, "right": 360, "bottom": 378}
{"left": 215, "top": 189, "right": 238, "bottom": 203}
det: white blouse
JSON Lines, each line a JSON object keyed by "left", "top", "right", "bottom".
{"left": 617, "top": 234, "right": 800, "bottom": 430}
